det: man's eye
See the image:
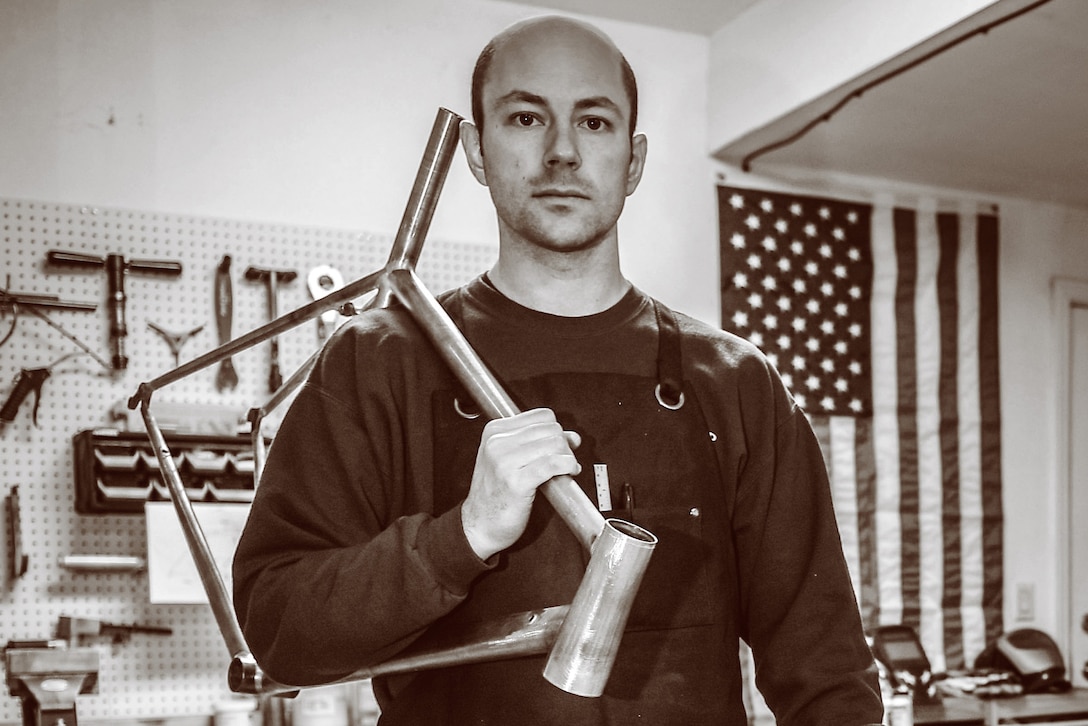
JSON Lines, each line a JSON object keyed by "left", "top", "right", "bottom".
{"left": 584, "top": 117, "right": 608, "bottom": 131}
{"left": 516, "top": 113, "right": 537, "bottom": 126}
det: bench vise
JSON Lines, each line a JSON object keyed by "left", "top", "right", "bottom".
{"left": 4, "top": 644, "right": 98, "bottom": 725}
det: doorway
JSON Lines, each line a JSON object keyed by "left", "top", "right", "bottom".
{"left": 1055, "top": 278, "right": 1088, "bottom": 687}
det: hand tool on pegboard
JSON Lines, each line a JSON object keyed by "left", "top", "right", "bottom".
{"left": 4, "top": 486, "right": 27, "bottom": 584}
{"left": 0, "top": 349, "right": 109, "bottom": 429}
{"left": 1, "top": 286, "right": 112, "bottom": 428}
{"left": 1, "top": 367, "right": 53, "bottom": 428}
{"left": 46, "top": 250, "right": 184, "bottom": 370}
{"left": 147, "top": 321, "right": 204, "bottom": 366}
{"left": 56, "top": 616, "right": 173, "bottom": 645}
{"left": 0, "top": 284, "right": 100, "bottom": 355}
{"left": 307, "top": 264, "right": 348, "bottom": 340}
{"left": 244, "top": 265, "right": 297, "bottom": 393}
{"left": 214, "top": 255, "right": 239, "bottom": 390}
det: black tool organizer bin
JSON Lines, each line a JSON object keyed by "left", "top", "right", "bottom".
{"left": 73, "top": 429, "right": 258, "bottom": 514}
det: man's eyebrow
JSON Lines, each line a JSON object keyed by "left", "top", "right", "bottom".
{"left": 492, "top": 91, "right": 624, "bottom": 116}
{"left": 493, "top": 90, "right": 548, "bottom": 107}
{"left": 574, "top": 96, "right": 623, "bottom": 116}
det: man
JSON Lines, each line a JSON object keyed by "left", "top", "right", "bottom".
{"left": 233, "top": 15, "right": 883, "bottom": 725}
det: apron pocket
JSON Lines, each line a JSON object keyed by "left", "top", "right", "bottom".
{"left": 613, "top": 505, "right": 714, "bottom": 631}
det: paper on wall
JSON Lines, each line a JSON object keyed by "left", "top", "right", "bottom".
{"left": 145, "top": 501, "right": 250, "bottom": 604}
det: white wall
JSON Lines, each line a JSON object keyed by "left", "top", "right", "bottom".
{"left": 0, "top": 0, "right": 718, "bottom": 324}
{"left": 998, "top": 198, "right": 1088, "bottom": 637}
{"left": 706, "top": 0, "right": 1014, "bottom": 153}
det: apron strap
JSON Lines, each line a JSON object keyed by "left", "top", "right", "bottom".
{"left": 653, "top": 301, "right": 685, "bottom": 410}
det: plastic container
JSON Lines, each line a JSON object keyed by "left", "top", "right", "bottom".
{"left": 214, "top": 695, "right": 257, "bottom": 726}
{"left": 291, "top": 684, "right": 349, "bottom": 726}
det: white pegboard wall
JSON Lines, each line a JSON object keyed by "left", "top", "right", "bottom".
{"left": 0, "top": 196, "right": 497, "bottom": 721}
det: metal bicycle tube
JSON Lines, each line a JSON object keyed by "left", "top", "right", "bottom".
{"left": 389, "top": 268, "right": 657, "bottom": 697}
{"left": 229, "top": 605, "right": 570, "bottom": 696}
{"left": 127, "top": 268, "right": 385, "bottom": 408}
{"left": 387, "top": 268, "right": 606, "bottom": 549}
{"left": 374, "top": 107, "right": 463, "bottom": 308}
{"left": 385, "top": 108, "right": 462, "bottom": 271}
{"left": 543, "top": 519, "right": 657, "bottom": 696}
{"left": 138, "top": 402, "right": 249, "bottom": 661}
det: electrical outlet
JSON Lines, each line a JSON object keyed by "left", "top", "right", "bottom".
{"left": 1016, "top": 582, "right": 1035, "bottom": 621}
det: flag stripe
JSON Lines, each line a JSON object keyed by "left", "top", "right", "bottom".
{"left": 977, "top": 213, "right": 1004, "bottom": 646}
{"left": 893, "top": 207, "right": 922, "bottom": 628}
{"left": 854, "top": 415, "right": 880, "bottom": 625}
{"left": 914, "top": 202, "right": 946, "bottom": 673}
{"left": 828, "top": 415, "right": 862, "bottom": 599}
{"left": 937, "top": 211, "right": 963, "bottom": 670}
{"left": 871, "top": 200, "right": 904, "bottom": 626}
{"left": 956, "top": 207, "right": 987, "bottom": 667}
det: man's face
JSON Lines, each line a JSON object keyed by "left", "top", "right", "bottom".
{"left": 469, "top": 24, "right": 646, "bottom": 255}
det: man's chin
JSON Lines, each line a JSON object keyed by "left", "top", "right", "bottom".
{"left": 525, "top": 233, "right": 604, "bottom": 255}
{"left": 498, "top": 210, "right": 616, "bottom": 254}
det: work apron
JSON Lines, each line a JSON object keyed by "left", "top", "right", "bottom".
{"left": 375, "top": 302, "right": 746, "bottom": 725}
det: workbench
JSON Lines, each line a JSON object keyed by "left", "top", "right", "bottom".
{"left": 915, "top": 689, "right": 1088, "bottom": 724}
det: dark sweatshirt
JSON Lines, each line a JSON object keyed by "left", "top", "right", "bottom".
{"left": 233, "top": 275, "right": 882, "bottom": 725}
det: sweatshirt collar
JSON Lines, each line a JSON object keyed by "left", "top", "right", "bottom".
{"left": 463, "top": 274, "right": 649, "bottom": 338}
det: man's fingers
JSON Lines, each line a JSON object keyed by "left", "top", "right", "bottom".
{"left": 518, "top": 452, "right": 582, "bottom": 488}
{"left": 483, "top": 422, "right": 579, "bottom": 480}
{"left": 482, "top": 407, "right": 559, "bottom": 435}
{"left": 465, "top": 409, "right": 583, "bottom": 559}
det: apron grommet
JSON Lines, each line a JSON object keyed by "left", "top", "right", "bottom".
{"left": 453, "top": 397, "right": 480, "bottom": 420}
{"left": 655, "top": 383, "right": 685, "bottom": 410}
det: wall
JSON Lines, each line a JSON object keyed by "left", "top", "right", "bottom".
{"left": 0, "top": 0, "right": 718, "bottom": 325}
{"left": 705, "top": 0, "right": 1014, "bottom": 153}
{"left": 998, "top": 197, "right": 1088, "bottom": 638}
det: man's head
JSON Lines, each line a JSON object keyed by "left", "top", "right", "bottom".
{"left": 461, "top": 16, "right": 648, "bottom": 256}
{"left": 471, "top": 18, "right": 639, "bottom": 139}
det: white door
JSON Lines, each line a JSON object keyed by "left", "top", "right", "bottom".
{"left": 1069, "top": 302, "right": 1088, "bottom": 688}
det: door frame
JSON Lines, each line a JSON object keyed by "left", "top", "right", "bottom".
{"left": 1053, "top": 276, "right": 1088, "bottom": 686}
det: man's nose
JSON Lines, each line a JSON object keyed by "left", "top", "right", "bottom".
{"left": 544, "top": 125, "right": 580, "bottom": 168}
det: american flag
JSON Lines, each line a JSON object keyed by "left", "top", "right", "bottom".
{"left": 719, "top": 186, "right": 1003, "bottom": 674}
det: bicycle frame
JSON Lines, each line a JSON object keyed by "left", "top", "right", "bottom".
{"left": 127, "top": 107, "right": 656, "bottom": 699}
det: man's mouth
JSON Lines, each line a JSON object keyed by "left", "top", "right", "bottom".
{"left": 533, "top": 188, "right": 590, "bottom": 200}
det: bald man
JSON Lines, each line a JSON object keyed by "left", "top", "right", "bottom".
{"left": 234, "top": 16, "right": 883, "bottom": 725}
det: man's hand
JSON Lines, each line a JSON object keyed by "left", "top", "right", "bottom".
{"left": 461, "top": 408, "right": 582, "bottom": 560}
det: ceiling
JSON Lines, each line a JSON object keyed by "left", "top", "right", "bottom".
{"left": 502, "top": 0, "right": 762, "bottom": 35}
{"left": 508, "top": 0, "right": 1088, "bottom": 210}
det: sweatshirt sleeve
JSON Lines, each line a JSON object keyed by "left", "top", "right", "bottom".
{"left": 729, "top": 355, "right": 883, "bottom": 726}
{"left": 232, "top": 314, "right": 492, "bottom": 687}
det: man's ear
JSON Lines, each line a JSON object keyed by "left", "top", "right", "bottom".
{"left": 460, "top": 120, "right": 488, "bottom": 186}
{"left": 626, "top": 132, "right": 648, "bottom": 196}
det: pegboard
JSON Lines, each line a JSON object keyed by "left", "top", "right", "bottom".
{"left": 0, "top": 196, "right": 496, "bottom": 721}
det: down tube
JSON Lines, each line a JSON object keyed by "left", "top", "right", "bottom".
{"left": 387, "top": 267, "right": 606, "bottom": 548}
